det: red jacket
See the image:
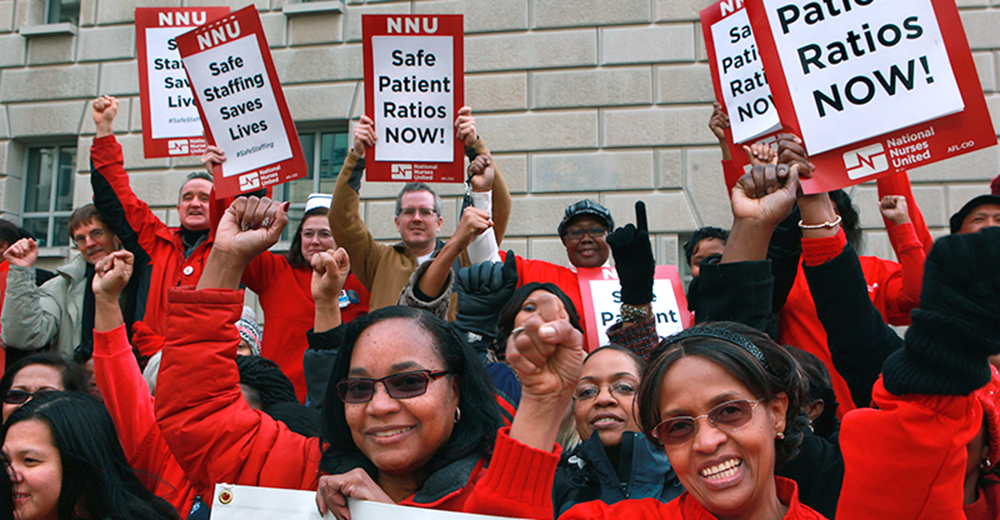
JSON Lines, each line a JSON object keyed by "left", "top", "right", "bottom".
{"left": 561, "top": 477, "right": 825, "bottom": 519}
{"left": 243, "top": 251, "right": 369, "bottom": 402}
{"left": 838, "top": 377, "right": 981, "bottom": 519}
{"left": 90, "top": 135, "right": 215, "bottom": 348}
{"left": 154, "top": 286, "right": 557, "bottom": 518}
{"left": 93, "top": 324, "right": 202, "bottom": 518}
{"left": 780, "top": 223, "right": 926, "bottom": 415}
{"left": 499, "top": 251, "right": 592, "bottom": 351}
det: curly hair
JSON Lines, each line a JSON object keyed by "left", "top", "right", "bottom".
{"left": 683, "top": 226, "right": 730, "bottom": 267}
{"left": 637, "top": 322, "right": 809, "bottom": 468}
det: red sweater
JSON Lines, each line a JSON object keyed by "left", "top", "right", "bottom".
{"left": 90, "top": 136, "right": 215, "bottom": 348}
{"left": 154, "top": 286, "right": 557, "bottom": 518}
{"left": 499, "top": 251, "right": 592, "bottom": 351}
{"left": 780, "top": 224, "right": 925, "bottom": 415}
{"left": 243, "top": 252, "right": 369, "bottom": 402}
{"left": 561, "top": 477, "right": 825, "bottom": 519}
{"left": 838, "top": 378, "right": 981, "bottom": 519}
{"left": 93, "top": 324, "right": 202, "bottom": 518}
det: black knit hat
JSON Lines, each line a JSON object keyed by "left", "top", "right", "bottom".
{"left": 882, "top": 227, "right": 1000, "bottom": 395}
{"left": 949, "top": 194, "right": 1000, "bottom": 234}
{"left": 558, "top": 199, "right": 614, "bottom": 236}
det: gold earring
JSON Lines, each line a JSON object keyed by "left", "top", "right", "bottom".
{"left": 776, "top": 432, "right": 785, "bottom": 440}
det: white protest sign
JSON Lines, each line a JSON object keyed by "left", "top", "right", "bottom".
{"left": 183, "top": 35, "right": 292, "bottom": 178}
{"left": 372, "top": 36, "right": 455, "bottom": 162}
{"left": 761, "top": 0, "right": 963, "bottom": 154}
{"left": 209, "top": 483, "right": 524, "bottom": 519}
{"left": 710, "top": 8, "right": 782, "bottom": 143}
{"left": 577, "top": 266, "right": 691, "bottom": 349}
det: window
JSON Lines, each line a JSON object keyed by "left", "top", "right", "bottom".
{"left": 22, "top": 145, "right": 76, "bottom": 248}
{"left": 273, "top": 127, "right": 349, "bottom": 240}
{"left": 47, "top": 0, "right": 80, "bottom": 25}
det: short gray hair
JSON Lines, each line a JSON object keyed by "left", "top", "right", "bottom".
{"left": 178, "top": 171, "right": 215, "bottom": 201}
{"left": 395, "top": 182, "right": 442, "bottom": 216}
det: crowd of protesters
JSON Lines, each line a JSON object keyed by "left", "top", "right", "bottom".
{"left": 0, "top": 75, "right": 998, "bottom": 520}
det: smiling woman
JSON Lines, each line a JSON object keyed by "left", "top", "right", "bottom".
{"left": 560, "top": 323, "right": 823, "bottom": 520}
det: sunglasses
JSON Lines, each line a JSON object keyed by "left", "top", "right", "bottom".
{"left": 564, "top": 227, "right": 607, "bottom": 241}
{"left": 652, "top": 399, "right": 762, "bottom": 445}
{"left": 336, "top": 370, "right": 450, "bottom": 404}
{"left": 3, "top": 389, "right": 56, "bottom": 405}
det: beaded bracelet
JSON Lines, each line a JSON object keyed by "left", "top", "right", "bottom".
{"left": 798, "top": 214, "right": 842, "bottom": 230}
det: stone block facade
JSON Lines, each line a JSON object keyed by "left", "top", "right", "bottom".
{"left": 0, "top": 0, "right": 997, "bottom": 283}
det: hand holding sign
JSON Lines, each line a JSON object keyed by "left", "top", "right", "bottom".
{"left": 316, "top": 468, "right": 393, "bottom": 520}
{"left": 353, "top": 115, "right": 376, "bottom": 158}
{"left": 454, "top": 105, "right": 478, "bottom": 147}
{"left": 606, "top": 201, "right": 655, "bottom": 306}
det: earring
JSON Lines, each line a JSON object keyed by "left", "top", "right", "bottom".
{"left": 981, "top": 458, "right": 991, "bottom": 471}
{"left": 454, "top": 407, "right": 461, "bottom": 424}
{"left": 776, "top": 432, "right": 785, "bottom": 440}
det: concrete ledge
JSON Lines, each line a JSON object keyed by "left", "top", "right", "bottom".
{"left": 284, "top": 0, "right": 343, "bottom": 16}
{"left": 20, "top": 23, "right": 78, "bottom": 37}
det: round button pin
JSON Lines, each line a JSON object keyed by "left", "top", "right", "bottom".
{"left": 183, "top": 266, "right": 194, "bottom": 276}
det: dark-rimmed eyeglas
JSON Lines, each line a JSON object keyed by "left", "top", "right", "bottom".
{"left": 336, "top": 370, "right": 450, "bottom": 404}
{"left": 573, "top": 380, "right": 637, "bottom": 401}
{"left": 3, "top": 389, "right": 57, "bottom": 405}
{"left": 564, "top": 227, "right": 607, "bottom": 241}
{"left": 652, "top": 399, "right": 761, "bottom": 445}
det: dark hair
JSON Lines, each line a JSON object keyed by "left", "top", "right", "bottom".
{"left": 395, "top": 182, "right": 442, "bottom": 216}
{"left": 637, "top": 322, "right": 809, "bottom": 467}
{"left": 320, "top": 306, "right": 503, "bottom": 477}
{"left": 68, "top": 204, "right": 115, "bottom": 238}
{"left": 286, "top": 206, "right": 330, "bottom": 268}
{"left": 0, "top": 218, "right": 19, "bottom": 249}
{"left": 2, "top": 392, "right": 179, "bottom": 520}
{"left": 265, "top": 402, "right": 321, "bottom": 438}
{"left": 782, "top": 346, "right": 839, "bottom": 439}
{"left": 0, "top": 353, "right": 89, "bottom": 399}
{"left": 828, "top": 189, "right": 862, "bottom": 251}
{"left": 494, "top": 283, "right": 584, "bottom": 361}
{"left": 584, "top": 345, "right": 646, "bottom": 372}
{"left": 236, "top": 355, "right": 298, "bottom": 409}
{"left": 683, "top": 227, "right": 730, "bottom": 267}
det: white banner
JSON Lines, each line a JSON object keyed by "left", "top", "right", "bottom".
{"left": 209, "top": 484, "right": 525, "bottom": 520}
{"left": 710, "top": 8, "right": 781, "bottom": 143}
{"left": 372, "top": 36, "right": 455, "bottom": 163}
{"left": 762, "top": 0, "right": 963, "bottom": 154}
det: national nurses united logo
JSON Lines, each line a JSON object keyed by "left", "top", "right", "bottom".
{"left": 391, "top": 163, "right": 413, "bottom": 180}
{"left": 239, "top": 171, "right": 261, "bottom": 190}
{"left": 842, "top": 143, "right": 888, "bottom": 180}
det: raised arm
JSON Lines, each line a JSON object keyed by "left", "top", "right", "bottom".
{"left": 329, "top": 115, "right": 387, "bottom": 289}
{"left": 1, "top": 238, "right": 61, "bottom": 349}
{"left": 605, "top": 202, "right": 659, "bottom": 357}
{"left": 876, "top": 195, "right": 926, "bottom": 324}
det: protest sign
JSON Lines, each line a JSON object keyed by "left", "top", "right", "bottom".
{"left": 363, "top": 15, "right": 465, "bottom": 183}
{"left": 175, "top": 5, "right": 307, "bottom": 198}
{"left": 209, "top": 483, "right": 523, "bottom": 520}
{"left": 577, "top": 266, "right": 691, "bottom": 350}
{"left": 746, "top": 0, "right": 996, "bottom": 193}
{"left": 136, "top": 7, "right": 229, "bottom": 159}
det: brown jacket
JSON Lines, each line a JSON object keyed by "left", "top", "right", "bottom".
{"left": 330, "top": 137, "right": 510, "bottom": 317}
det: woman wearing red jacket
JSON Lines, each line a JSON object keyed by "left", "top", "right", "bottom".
{"left": 154, "top": 196, "right": 584, "bottom": 520}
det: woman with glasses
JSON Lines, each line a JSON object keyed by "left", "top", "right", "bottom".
{"left": 553, "top": 346, "right": 683, "bottom": 516}
{"left": 0, "top": 353, "right": 88, "bottom": 423}
{"left": 155, "top": 196, "right": 577, "bottom": 520}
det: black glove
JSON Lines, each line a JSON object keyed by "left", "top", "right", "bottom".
{"left": 454, "top": 251, "right": 518, "bottom": 340}
{"left": 883, "top": 227, "right": 1000, "bottom": 395}
{"left": 606, "top": 201, "right": 655, "bottom": 305}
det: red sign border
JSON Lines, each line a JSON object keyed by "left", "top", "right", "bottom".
{"left": 174, "top": 6, "right": 308, "bottom": 199}
{"left": 362, "top": 14, "right": 466, "bottom": 184}
{"left": 577, "top": 265, "right": 692, "bottom": 352}
{"left": 745, "top": 0, "right": 996, "bottom": 193}
{"left": 135, "top": 7, "right": 229, "bottom": 159}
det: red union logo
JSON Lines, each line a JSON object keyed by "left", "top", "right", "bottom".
{"left": 843, "top": 143, "right": 888, "bottom": 180}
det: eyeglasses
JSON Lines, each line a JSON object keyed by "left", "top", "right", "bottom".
{"left": 398, "top": 207, "right": 437, "bottom": 218}
{"left": 336, "top": 369, "right": 450, "bottom": 403}
{"left": 564, "top": 227, "right": 607, "bottom": 241}
{"left": 72, "top": 227, "right": 106, "bottom": 247}
{"left": 3, "top": 389, "right": 56, "bottom": 405}
{"left": 652, "top": 399, "right": 761, "bottom": 445}
{"left": 573, "top": 380, "right": 637, "bottom": 401}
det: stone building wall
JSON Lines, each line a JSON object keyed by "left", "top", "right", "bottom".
{"left": 1, "top": 0, "right": 998, "bottom": 279}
